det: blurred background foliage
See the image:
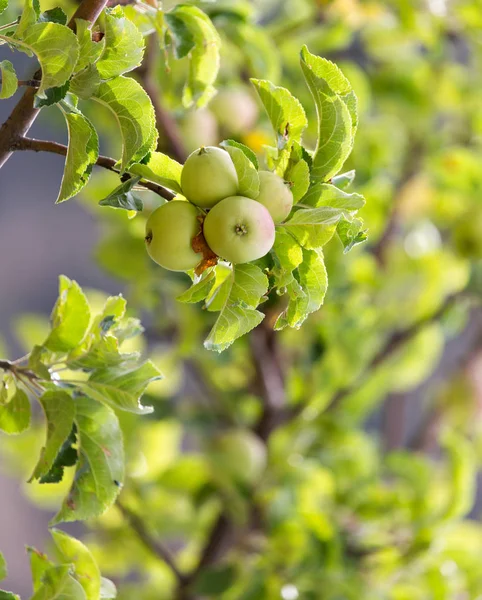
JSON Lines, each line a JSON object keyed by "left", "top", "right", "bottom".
{"left": 2, "top": 0, "right": 482, "bottom": 598}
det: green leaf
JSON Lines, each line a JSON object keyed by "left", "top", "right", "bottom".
{"left": 130, "top": 152, "right": 183, "bottom": 193}
{"left": 69, "top": 65, "right": 101, "bottom": 100}
{"left": 67, "top": 336, "right": 138, "bottom": 371}
{"left": 166, "top": 5, "right": 221, "bottom": 108}
{"left": 219, "top": 139, "right": 258, "bottom": 169}
{"left": 0, "top": 388, "right": 31, "bottom": 434}
{"left": 285, "top": 158, "right": 310, "bottom": 203}
{"left": 52, "top": 396, "right": 124, "bottom": 524}
{"left": 204, "top": 264, "right": 268, "bottom": 352}
{"left": 220, "top": 142, "right": 259, "bottom": 199}
{"left": 100, "top": 578, "right": 116, "bottom": 599}
{"left": 99, "top": 177, "right": 143, "bottom": 212}
{"left": 0, "top": 61, "right": 17, "bottom": 99}
{"left": 44, "top": 276, "right": 91, "bottom": 353}
{"left": 39, "top": 426, "right": 77, "bottom": 484}
{"left": 271, "top": 229, "right": 303, "bottom": 288}
{"left": 57, "top": 104, "right": 99, "bottom": 203}
{"left": 93, "top": 77, "right": 157, "bottom": 171}
{"left": 78, "top": 360, "right": 161, "bottom": 414}
{"left": 30, "top": 565, "right": 86, "bottom": 600}
{"left": 193, "top": 564, "right": 237, "bottom": 595}
{"left": 8, "top": 23, "right": 79, "bottom": 97}
{"left": 0, "top": 0, "right": 8, "bottom": 16}
{"left": 300, "top": 46, "right": 355, "bottom": 182}
{"left": 302, "top": 182, "right": 365, "bottom": 210}
{"left": 337, "top": 217, "right": 367, "bottom": 253}
{"left": 29, "top": 390, "right": 75, "bottom": 482}
{"left": 0, "top": 552, "right": 6, "bottom": 581}
{"left": 281, "top": 207, "right": 342, "bottom": 249}
{"left": 28, "top": 547, "right": 52, "bottom": 592}
{"left": 250, "top": 79, "right": 307, "bottom": 150}
{"left": 275, "top": 248, "right": 327, "bottom": 330}
{"left": 177, "top": 270, "right": 216, "bottom": 303}
{"left": 74, "top": 19, "right": 104, "bottom": 73}
{"left": 332, "top": 169, "right": 355, "bottom": 189}
{"left": 441, "top": 431, "right": 476, "bottom": 521}
{"left": 34, "top": 81, "right": 70, "bottom": 109}
{"left": 39, "top": 7, "right": 67, "bottom": 24}
{"left": 97, "top": 7, "right": 144, "bottom": 79}
{"left": 51, "top": 529, "right": 101, "bottom": 599}
{"left": 0, "top": 591, "right": 20, "bottom": 599}
{"left": 16, "top": 0, "right": 40, "bottom": 37}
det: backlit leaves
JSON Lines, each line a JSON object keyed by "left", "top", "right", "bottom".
{"left": 0, "top": 60, "right": 17, "bottom": 99}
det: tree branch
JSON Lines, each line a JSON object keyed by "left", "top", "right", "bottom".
{"left": 0, "top": 0, "right": 109, "bottom": 169}
{"left": 136, "top": 35, "right": 187, "bottom": 163}
{"left": 12, "top": 136, "right": 175, "bottom": 201}
{"left": 0, "top": 79, "right": 40, "bottom": 89}
{"left": 117, "top": 499, "right": 188, "bottom": 585}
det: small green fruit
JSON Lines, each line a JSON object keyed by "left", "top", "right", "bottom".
{"left": 255, "top": 170, "right": 294, "bottom": 223}
{"left": 181, "top": 146, "right": 238, "bottom": 208}
{"left": 203, "top": 195, "right": 275, "bottom": 264}
{"left": 145, "top": 201, "right": 201, "bottom": 271}
{"left": 209, "top": 88, "right": 258, "bottom": 134}
{"left": 208, "top": 430, "right": 266, "bottom": 485}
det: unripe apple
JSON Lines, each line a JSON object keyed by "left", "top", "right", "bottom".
{"left": 255, "top": 170, "right": 294, "bottom": 223}
{"left": 145, "top": 201, "right": 201, "bottom": 271}
{"left": 209, "top": 88, "right": 259, "bottom": 134}
{"left": 208, "top": 429, "right": 267, "bottom": 485}
{"left": 203, "top": 195, "right": 275, "bottom": 264}
{"left": 180, "top": 146, "right": 238, "bottom": 208}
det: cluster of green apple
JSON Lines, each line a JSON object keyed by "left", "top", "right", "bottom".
{"left": 145, "top": 146, "right": 294, "bottom": 271}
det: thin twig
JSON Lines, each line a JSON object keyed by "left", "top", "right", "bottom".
{"left": 12, "top": 136, "right": 175, "bottom": 201}
{"left": 117, "top": 499, "right": 188, "bottom": 585}
{"left": 0, "top": 79, "right": 40, "bottom": 89}
{"left": 136, "top": 35, "right": 187, "bottom": 163}
{"left": 0, "top": 0, "right": 109, "bottom": 169}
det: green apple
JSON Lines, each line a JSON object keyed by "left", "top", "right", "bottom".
{"left": 209, "top": 87, "right": 259, "bottom": 134}
{"left": 180, "top": 146, "right": 238, "bottom": 208}
{"left": 255, "top": 170, "right": 294, "bottom": 223}
{"left": 203, "top": 195, "right": 275, "bottom": 264}
{"left": 208, "top": 429, "right": 267, "bottom": 485}
{"left": 145, "top": 201, "right": 201, "bottom": 271}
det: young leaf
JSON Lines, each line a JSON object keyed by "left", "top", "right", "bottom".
{"left": 29, "top": 390, "right": 75, "bottom": 482}
{"left": 0, "top": 60, "right": 17, "bottom": 99}
{"left": 337, "top": 217, "right": 367, "bottom": 253}
{"left": 93, "top": 77, "right": 157, "bottom": 171}
{"left": 177, "top": 270, "right": 216, "bottom": 303}
{"left": 332, "top": 169, "right": 356, "bottom": 189}
{"left": 57, "top": 104, "right": 99, "bottom": 203}
{"left": 44, "top": 276, "right": 91, "bottom": 353}
{"left": 271, "top": 229, "right": 303, "bottom": 288}
{"left": 220, "top": 142, "right": 259, "bottom": 199}
{"left": 204, "top": 264, "right": 268, "bottom": 352}
{"left": 51, "top": 529, "right": 101, "bottom": 599}
{"left": 219, "top": 139, "right": 258, "bottom": 169}
{"left": 78, "top": 360, "right": 161, "bottom": 414}
{"left": 281, "top": 207, "right": 343, "bottom": 249}
{"left": 28, "top": 547, "right": 53, "bottom": 592}
{"left": 34, "top": 81, "right": 70, "bottom": 109}
{"left": 0, "top": 0, "right": 8, "bottom": 16}
{"left": 166, "top": 5, "right": 221, "bottom": 107}
{"left": 302, "top": 182, "right": 365, "bottom": 210}
{"left": 74, "top": 19, "right": 104, "bottom": 73}
{"left": 275, "top": 248, "right": 327, "bottom": 330}
{"left": 0, "top": 552, "right": 6, "bottom": 580}
{"left": 0, "top": 388, "right": 31, "bottom": 434}
{"left": 30, "top": 564, "right": 86, "bottom": 600}
{"left": 300, "top": 46, "right": 355, "bottom": 182}
{"left": 97, "top": 7, "right": 144, "bottom": 79}
{"left": 52, "top": 396, "right": 124, "bottom": 524}
{"left": 285, "top": 158, "right": 310, "bottom": 203}
{"left": 99, "top": 176, "right": 143, "bottom": 212}
{"left": 100, "top": 578, "right": 117, "bottom": 599}
{"left": 16, "top": 0, "right": 40, "bottom": 38}
{"left": 250, "top": 79, "right": 307, "bottom": 150}
{"left": 8, "top": 23, "right": 79, "bottom": 97}
{"left": 130, "top": 152, "right": 183, "bottom": 193}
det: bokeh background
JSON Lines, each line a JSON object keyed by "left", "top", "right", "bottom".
{"left": 2, "top": 0, "right": 482, "bottom": 598}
